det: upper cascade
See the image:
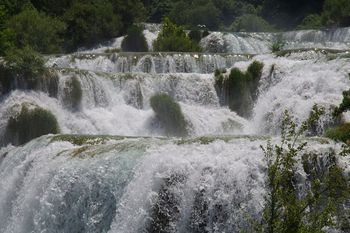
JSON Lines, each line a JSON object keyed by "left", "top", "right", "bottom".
{"left": 47, "top": 53, "right": 250, "bottom": 74}
{"left": 2, "top": 50, "right": 350, "bottom": 142}
{"left": 85, "top": 27, "right": 350, "bottom": 55}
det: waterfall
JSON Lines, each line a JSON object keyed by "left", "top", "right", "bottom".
{"left": 47, "top": 53, "right": 249, "bottom": 74}
{"left": 1, "top": 27, "right": 350, "bottom": 232}
{"left": 0, "top": 135, "right": 346, "bottom": 233}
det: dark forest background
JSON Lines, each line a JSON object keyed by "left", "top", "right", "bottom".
{"left": 0, "top": 0, "right": 349, "bottom": 54}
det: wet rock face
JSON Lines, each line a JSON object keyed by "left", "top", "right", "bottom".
{"left": 61, "top": 75, "right": 82, "bottom": 111}
{"left": 147, "top": 173, "right": 187, "bottom": 233}
{"left": 200, "top": 32, "right": 226, "bottom": 53}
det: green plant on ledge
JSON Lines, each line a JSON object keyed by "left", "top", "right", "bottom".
{"left": 150, "top": 93, "right": 188, "bottom": 137}
{"left": 5, "top": 105, "right": 60, "bottom": 146}
{"left": 258, "top": 105, "right": 349, "bottom": 233}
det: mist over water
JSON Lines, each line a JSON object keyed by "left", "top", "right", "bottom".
{"left": 1, "top": 27, "right": 350, "bottom": 232}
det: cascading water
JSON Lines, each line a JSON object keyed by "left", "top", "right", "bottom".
{"left": 87, "top": 27, "right": 350, "bottom": 54}
{"left": 1, "top": 30, "right": 350, "bottom": 232}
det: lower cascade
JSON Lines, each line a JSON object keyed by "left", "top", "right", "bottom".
{"left": 1, "top": 50, "right": 350, "bottom": 232}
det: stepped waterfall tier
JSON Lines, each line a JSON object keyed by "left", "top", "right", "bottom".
{"left": 1, "top": 27, "right": 350, "bottom": 232}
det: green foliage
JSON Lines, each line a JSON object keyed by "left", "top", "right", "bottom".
{"left": 322, "top": 0, "right": 350, "bottom": 27}
{"left": 62, "top": 76, "right": 83, "bottom": 110}
{"left": 261, "top": 0, "right": 324, "bottom": 30}
{"left": 215, "top": 61, "right": 264, "bottom": 117}
{"left": 5, "top": 105, "right": 59, "bottom": 145}
{"left": 270, "top": 39, "right": 285, "bottom": 53}
{"left": 146, "top": 0, "right": 172, "bottom": 23}
{"left": 297, "top": 14, "right": 323, "bottom": 30}
{"left": 260, "top": 106, "right": 349, "bottom": 233}
{"left": 29, "top": 0, "right": 73, "bottom": 16}
{"left": 326, "top": 123, "right": 350, "bottom": 144}
{"left": 334, "top": 89, "right": 350, "bottom": 117}
{"left": 7, "top": 6, "right": 66, "bottom": 54}
{"left": 4, "top": 46, "right": 46, "bottom": 88}
{"left": 168, "top": 0, "right": 220, "bottom": 30}
{"left": 150, "top": 93, "right": 188, "bottom": 137}
{"left": 121, "top": 25, "right": 148, "bottom": 52}
{"left": 230, "top": 14, "right": 275, "bottom": 32}
{"left": 153, "top": 18, "right": 201, "bottom": 52}
{"left": 63, "top": 0, "right": 122, "bottom": 51}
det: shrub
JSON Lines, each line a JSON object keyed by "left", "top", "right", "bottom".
{"left": 297, "top": 14, "right": 323, "bottom": 30}
{"left": 153, "top": 17, "right": 201, "bottom": 52}
{"left": 7, "top": 6, "right": 66, "bottom": 54}
{"left": 215, "top": 61, "right": 264, "bottom": 117}
{"left": 4, "top": 46, "right": 46, "bottom": 89}
{"left": 333, "top": 89, "right": 350, "bottom": 117}
{"left": 322, "top": 0, "right": 350, "bottom": 27}
{"left": 5, "top": 105, "right": 59, "bottom": 145}
{"left": 150, "top": 93, "right": 188, "bottom": 137}
{"left": 62, "top": 76, "right": 82, "bottom": 110}
{"left": 121, "top": 25, "right": 148, "bottom": 52}
{"left": 270, "top": 39, "right": 285, "bottom": 53}
{"left": 261, "top": 109, "right": 349, "bottom": 233}
{"left": 326, "top": 123, "right": 350, "bottom": 144}
{"left": 230, "top": 14, "right": 275, "bottom": 32}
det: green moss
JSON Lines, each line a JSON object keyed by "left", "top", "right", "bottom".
{"left": 215, "top": 61, "right": 264, "bottom": 117}
{"left": 5, "top": 105, "right": 59, "bottom": 146}
{"left": 104, "top": 48, "right": 121, "bottom": 53}
{"left": 150, "top": 93, "right": 188, "bottom": 137}
{"left": 176, "top": 135, "right": 270, "bottom": 145}
{"left": 51, "top": 134, "right": 129, "bottom": 146}
{"left": 334, "top": 89, "right": 350, "bottom": 117}
{"left": 247, "top": 61, "right": 264, "bottom": 101}
{"left": 62, "top": 75, "right": 82, "bottom": 110}
{"left": 325, "top": 123, "right": 350, "bottom": 144}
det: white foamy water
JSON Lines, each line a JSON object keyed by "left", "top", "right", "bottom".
{"left": 2, "top": 28, "right": 350, "bottom": 232}
{"left": 0, "top": 135, "right": 346, "bottom": 233}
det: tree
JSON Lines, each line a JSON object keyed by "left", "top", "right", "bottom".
{"left": 3, "top": 46, "right": 46, "bottom": 88}
{"left": 230, "top": 14, "right": 275, "bottom": 32}
{"left": 153, "top": 17, "right": 201, "bottom": 52}
{"left": 322, "top": 0, "right": 350, "bottom": 27}
{"left": 109, "top": 0, "right": 147, "bottom": 32}
{"left": 7, "top": 6, "right": 66, "bottom": 53}
{"left": 29, "top": 0, "right": 73, "bottom": 16}
{"left": 63, "top": 0, "right": 122, "bottom": 51}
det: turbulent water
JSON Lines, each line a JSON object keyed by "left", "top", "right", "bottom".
{"left": 1, "top": 27, "right": 350, "bottom": 232}
{"left": 88, "top": 26, "right": 350, "bottom": 54}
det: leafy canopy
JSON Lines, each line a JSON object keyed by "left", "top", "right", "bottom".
{"left": 153, "top": 17, "right": 201, "bottom": 52}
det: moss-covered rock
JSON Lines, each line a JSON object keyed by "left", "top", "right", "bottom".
{"left": 0, "top": 59, "right": 58, "bottom": 97}
{"left": 150, "top": 93, "right": 188, "bottom": 137}
{"left": 4, "top": 105, "right": 60, "bottom": 146}
{"left": 334, "top": 89, "right": 350, "bottom": 117}
{"left": 215, "top": 61, "right": 264, "bottom": 117}
{"left": 62, "top": 75, "right": 82, "bottom": 110}
{"left": 325, "top": 123, "right": 350, "bottom": 144}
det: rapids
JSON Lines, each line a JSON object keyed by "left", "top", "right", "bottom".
{"left": 1, "top": 27, "right": 350, "bottom": 232}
